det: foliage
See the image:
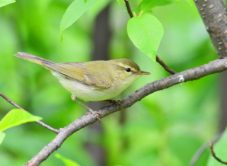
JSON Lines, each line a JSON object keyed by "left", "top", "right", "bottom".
{"left": 0, "top": 108, "right": 41, "bottom": 132}
{"left": 0, "top": 132, "right": 5, "bottom": 144}
{"left": 127, "top": 13, "right": 164, "bottom": 59}
{"left": 55, "top": 153, "right": 80, "bottom": 166}
{"left": 60, "top": 0, "right": 96, "bottom": 33}
{"left": 0, "top": 0, "right": 223, "bottom": 165}
{"left": 0, "top": 108, "right": 41, "bottom": 145}
{"left": 0, "top": 0, "right": 15, "bottom": 8}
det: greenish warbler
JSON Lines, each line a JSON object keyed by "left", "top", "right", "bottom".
{"left": 16, "top": 52, "right": 150, "bottom": 102}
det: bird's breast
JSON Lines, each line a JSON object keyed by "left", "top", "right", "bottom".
{"left": 52, "top": 71, "right": 137, "bottom": 101}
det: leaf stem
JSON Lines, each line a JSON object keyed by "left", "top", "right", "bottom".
{"left": 123, "top": 0, "right": 176, "bottom": 75}
{"left": 0, "top": 93, "right": 59, "bottom": 134}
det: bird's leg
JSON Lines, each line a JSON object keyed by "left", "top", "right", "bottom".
{"left": 71, "top": 95, "right": 101, "bottom": 121}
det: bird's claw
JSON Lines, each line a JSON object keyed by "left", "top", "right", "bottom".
{"left": 88, "top": 109, "right": 101, "bottom": 121}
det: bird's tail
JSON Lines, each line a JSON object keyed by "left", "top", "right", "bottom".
{"left": 16, "top": 52, "right": 53, "bottom": 66}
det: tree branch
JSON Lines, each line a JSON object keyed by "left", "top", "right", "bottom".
{"left": 0, "top": 93, "right": 59, "bottom": 134}
{"left": 194, "top": 0, "right": 227, "bottom": 57}
{"left": 27, "top": 57, "right": 227, "bottom": 166}
{"left": 194, "top": 1, "right": 227, "bottom": 164}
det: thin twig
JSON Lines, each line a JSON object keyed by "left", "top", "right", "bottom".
{"left": 191, "top": 132, "right": 227, "bottom": 165}
{"left": 190, "top": 134, "right": 222, "bottom": 166}
{"left": 0, "top": 93, "right": 22, "bottom": 109}
{"left": 0, "top": 93, "right": 59, "bottom": 134}
{"left": 123, "top": 0, "right": 133, "bottom": 18}
{"left": 27, "top": 57, "right": 227, "bottom": 166}
{"left": 123, "top": 0, "right": 176, "bottom": 75}
{"left": 209, "top": 137, "right": 227, "bottom": 165}
{"left": 36, "top": 121, "right": 59, "bottom": 134}
{"left": 156, "top": 56, "right": 176, "bottom": 74}
{"left": 190, "top": 142, "right": 208, "bottom": 166}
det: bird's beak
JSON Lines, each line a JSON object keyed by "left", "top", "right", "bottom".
{"left": 137, "top": 71, "right": 150, "bottom": 75}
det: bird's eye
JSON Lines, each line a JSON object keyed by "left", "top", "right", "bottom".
{"left": 125, "top": 68, "right": 131, "bottom": 72}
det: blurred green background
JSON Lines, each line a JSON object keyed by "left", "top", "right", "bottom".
{"left": 0, "top": 0, "right": 223, "bottom": 166}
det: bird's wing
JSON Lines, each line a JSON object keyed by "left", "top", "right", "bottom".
{"left": 49, "top": 62, "right": 113, "bottom": 89}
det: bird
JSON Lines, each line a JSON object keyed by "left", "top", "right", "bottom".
{"left": 16, "top": 52, "right": 150, "bottom": 102}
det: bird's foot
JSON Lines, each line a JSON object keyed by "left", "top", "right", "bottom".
{"left": 88, "top": 109, "right": 101, "bottom": 121}
{"left": 72, "top": 95, "right": 101, "bottom": 121}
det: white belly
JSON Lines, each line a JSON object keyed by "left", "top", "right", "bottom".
{"left": 52, "top": 72, "right": 135, "bottom": 101}
{"left": 59, "top": 78, "right": 122, "bottom": 101}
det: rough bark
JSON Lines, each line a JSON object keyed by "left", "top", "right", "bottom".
{"left": 194, "top": 0, "right": 227, "bottom": 57}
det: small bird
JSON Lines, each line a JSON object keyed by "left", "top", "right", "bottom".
{"left": 16, "top": 52, "right": 150, "bottom": 102}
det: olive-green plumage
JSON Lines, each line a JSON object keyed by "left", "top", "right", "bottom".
{"left": 16, "top": 52, "right": 149, "bottom": 101}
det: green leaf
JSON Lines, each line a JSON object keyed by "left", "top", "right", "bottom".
{"left": 139, "top": 0, "right": 179, "bottom": 10}
{"left": 87, "top": 0, "right": 111, "bottom": 19}
{"left": 136, "top": 0, "right": 179, "bottom": 13}
{"left": 127, "top": 13, "right": 164, "bottom": 59}
{"left": 0, "top": 132, "right": 5, "bottom": 144}
{"left": 55, "top": 153, "right": 80, "bottom": 166}
{"left": 208, "top": 129, "right": 227, "bottom": 166}
{"left": 60, "top": 0, "right": 96, "bottom": 33}
{"left": 0, "top": 109, "right": 42, "bottom": 132}
{"left": 186, "top": 0, "right": 195, "bottom": 6}
{"left": 0, "top": 0, "right": 15, "bottom": 8}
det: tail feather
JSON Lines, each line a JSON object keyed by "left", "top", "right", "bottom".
{"left": 16, "top": 52, "right": 53, "bottom": 66}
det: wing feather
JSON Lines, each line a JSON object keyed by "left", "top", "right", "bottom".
{"left": 47, "top": 62, "right": 113, "bottom": 89}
